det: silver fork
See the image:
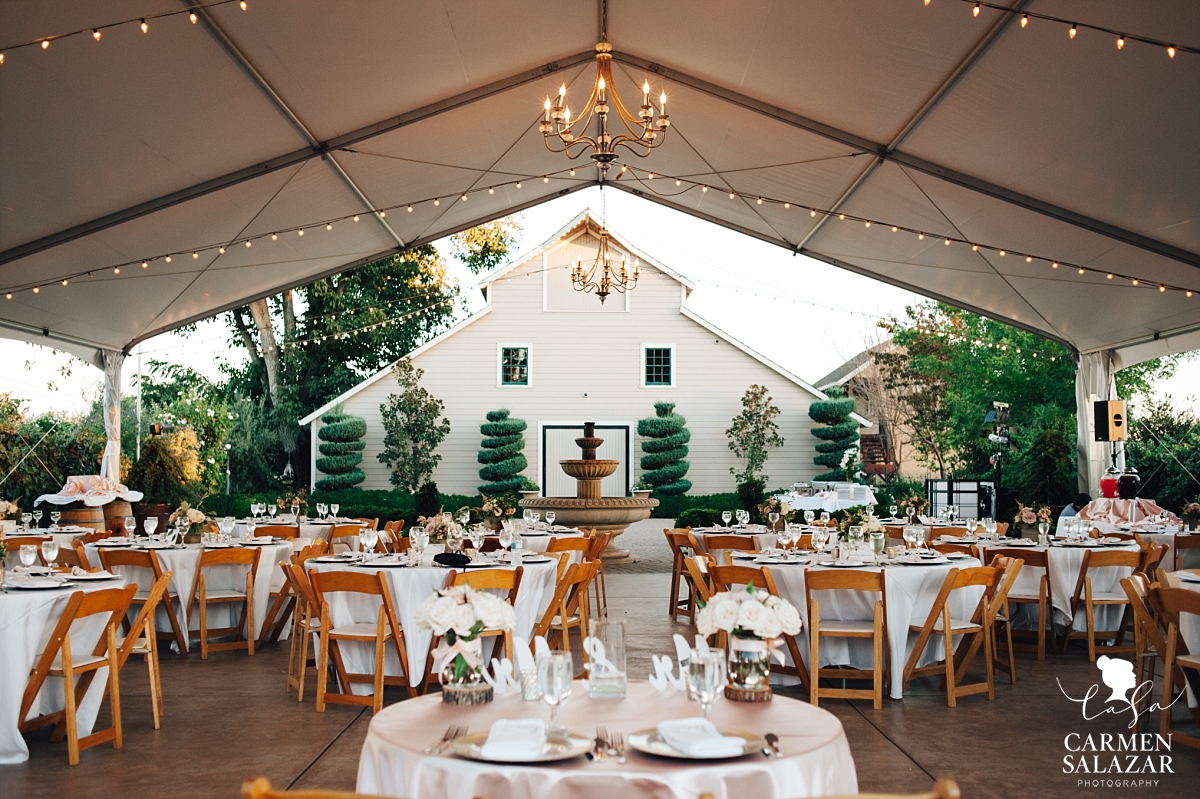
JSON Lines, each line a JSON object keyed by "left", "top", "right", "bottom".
{"left": 611, "top": 731, "right": 626, "bottom": 764}
{"left": 425, "top": 724, "right": 463, "bottom": 753}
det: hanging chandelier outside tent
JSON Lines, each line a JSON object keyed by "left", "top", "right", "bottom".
{"left": 571, "top": 225, "right": 640, "bottom": 304}
{"left": 540, "top": 40, "right": 670, "bottom": 173}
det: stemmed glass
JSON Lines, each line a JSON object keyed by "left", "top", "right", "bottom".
{"left": 811, "top": 526, "right": 829, "bottom": 553}
{"left": 50, "top": 511, "right": 61, "bottom": 529}
{"left": 316, "top": 503, "right": 328, "bottom": 520}
{"left": 499, "top": 522, "right": 514, "bottom": 551}
{"left": 537, "top": 651, "right": 574, "bottom": 735}
{"left": 870, "top": 530, "right": 887, "bottom": 561}
{"left": 906, "top": 506, "right": 916, "bottom": 524}
{"left": 685, "top": 649, "right": 726, "bottom": 718}
{"left": 330, "top": 504, "right": 340, "bottom": 519}
{"left": 768, "top": 511, "right": 780, "bottom": 528}
{"left": 291, "top": 500, "right": 300, "bottom": 520}
{"left": 268, "top": 504, "right": 278, "bottom": 519}
{"left": 359, "top": 527, "right": 380, "bottom": 557}
{"left": 19, "top": 545, "right": 38, "bottom": 569}
{"left": 1037, "top": 521, "right": 1050, "bottom": 546}
{"left": 143, "top": 516, "right": 159, "bottom": 540}
{"left": 21, "top": 512, "right": 32, "bottom": 531}
{"left": 819, "top": 511, "right": 831, "bottom": 527}
{"left": 37, "top": 509, "right": 47, "bottom": 528}
{"left": 40, "top": 540, "right": 60, "bottom": 569}
{"left": 737, "top": 510, "right": 750, "bottom": 527}
{"left": 245, "top": 519, "right": 257, "bottom": 539}
{"left": 457, "top": 509, "right": 471, "bottom": 527}
{"left": 902, "top": 526, "right": 919, "bottom": 551}
{"left": 530, "top": 511, "right": 541, "bottom": 525}
{"left": 124, "top": 515, "right": 137, "bottom": 536}
{"left": 721, "top": 511, "right": 732, "bottom": 527}
{"left": 522, "top": 509, "right": 533, "bottom": 525}
{"left": 546, "top": 511, "right": 555, "bottom": 526}
{"left": 410, "top": 531, "right": 429, "bottom": 563}
{"left": 889, "top": 505, "right": 898, "bottom": 520}
{"left": 804, "top": 510, "right": 815, "bottom": 526}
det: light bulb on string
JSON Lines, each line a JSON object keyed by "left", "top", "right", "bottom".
{"left": 407, "top": 205, "right": 413, "bottom": 212}
{"left": 298, "top": 228, "right": 304, "bottom": 236}
{"left": 461, "top": 194, "right": 468, "bottom": 201}
{"left": 1117, "top": 35, "right": 1125, "bottom": 50}
{"left": 142, "top": 260, "right": 149, "bottom": 268}
{"left": 113, "top": 267, "right": 120, "bottom": 274}
{"left": 165, "top": 256, "right": 172, "bottom": 263}
{"left": 1106, "top": 273, "right": 1113, "bottom": 280}
{"left": 325, "top": 223, "right": 332, "bottom": 231}
{"left": 240, "top": 0, "right": 247, "bottom": 9}
{"left": 190, "top": 12, "right": 197, "bottom": 23}
{"left": 217, "top": 247, "right": 225, "bottom": 255}
{"left": 271, "top": 233, "right": 277, "bottom": 240}
{"left": 353, "top": 215, "right": 359, "bottom": 222}
{"left": 244, "top": 240, "right": 251, "bottom": 248}
{"left": 93, "top": 29, "right": 101, "bottom": 40}
{"left": 41, "top": 40, "right": 49, "bottom": 50}
{"left": 1020, "top": 14, "right": 1028, "bottom": 28}
{"left": 1077, "top": 267, "right": 1085, "bottom": 275}
{"left": 192, "top": 252, "right": 199, "bottom": 259}
{"left": 973, "top": 3, "right": 980, "bottom": 17}
{"left": 1168, "top": 46, "right": 1176, "bottom": 58}
{"left": 32, "top": 287, "right": 40, "bottom": 294}
{"left": 140, "top": 19, "right": 148, "bottom": 33}
{"left": 433, "top": 198, "right": 440, "bottom": 206}
{"left": 1069, "top": 24, "right": 1077, "bottom": 39}
{"left": 61, "top": 279, "right": 68, "bottom": 286}
{"left": 488, "top": 188, "right": 494, "bottom": 194}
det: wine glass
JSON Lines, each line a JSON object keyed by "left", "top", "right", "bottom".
{"left": 537, "top": 651, "right": 574, "bottom": 734}
{"left": 498, "top": 524, "right": 514, "bottom": 551}
{"left": 457, "top": 509, "right": 471, "bottom": 527}
{"left": 50, "top": 510, "right": 61, "bottom": 529}
{"left": 768, "top": 512, "right": 780, "bottom": 529}
{"left": 316, "top": 503, "right": 327, "bottom": 520}
{"left": 848, "top": 525, "right": 864, "bottom": 545}
{"left": 330, "top": 503, "right": 340, "bottom": 518}
{"left": 686, "top": 649, "right": 726, "bottom": 718}
{"left": 268, "top": 504, "right": 278, "bottom": 518}
{"left": 721, "top": 511, "right": 732, "bottom": 527}
{"left": 1037, "top": 521, "right": 1050, "bottom": 546}
{"left": 40, "top": 540, "right": 59, "bottom": 568}
{"left": 522, "top": 509, "right": 533, "bottom": 525}
{"left": 811, "top": 526, "right": 829, "bottom": 552}
{"left": 291, "top": 501, "right": 300, "bottom": 520}
{"left": 819, "top": 511, "right": 831, "bottom": 527}
{"left": 410, "top": 531, "right": 429, "bottom": 562}
{"left": 245, "top": 519, "right": 257, "bottom": 539}
{"left": 143, "top": 516, "right": 159, "bottom": 539}
{"left": 530, "top": 511, "right": 541, "bottom": 525}
{"left": 123, "top": 515, "right": 137, "bottom": 536}
{"left": 359, "top": 527, "right": 379, "bottom": 556}
{"left": 21, "top": 512, "right": 32, "bottom": 531}
{"left": 906, "top": 506, "right": 916, "bottom": 524}
{"left": 546, "top": 511, "right": 555, "bottom": 526}
{"left": 889, "top": 505, "right": 898, "bottom": 519}
{"left": 37, "top": 509, "right": 47, "bottom": 528}
{"left": 804, "top": 510, "right": 815, "bottom": 526}
{"left": 19, "top": 545, "right": 38, "bottom": 568}
{"left": 902, "top": 526, "right": 919, "bottom": 551}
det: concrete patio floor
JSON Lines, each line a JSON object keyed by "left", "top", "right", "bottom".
{"left": 4, "top": 519, "right": 1197, "bottom": 798}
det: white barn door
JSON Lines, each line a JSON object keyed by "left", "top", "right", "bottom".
{"left": 540, "top": 423, "right": 632, "bottom": 498}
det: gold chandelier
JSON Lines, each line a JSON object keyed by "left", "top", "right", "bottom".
{"left": 571, "top": 227, "right": 639, "bottom": 303}
{"left": 540, "top": 41, "right": 669, "bottom": 173}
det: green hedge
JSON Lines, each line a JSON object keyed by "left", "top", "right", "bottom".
{"left": 200, "top": 489, "right": 478, "bottom": 528}
{"left": 675, "top": 508, "right": 725, "bottom": 529}
{"left": 650, "top": 492, "right": 743, "bottom": 519}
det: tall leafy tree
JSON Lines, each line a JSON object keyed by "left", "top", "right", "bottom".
{"left": 637, "top": 402, "right": 692, "bottom": 495}
{"left": 477, "top": 409, "right": 530, "bottom": 494}
{"left": 726, "top": 385, "right": 784, "bottom": 486}
{"left": 808, "top": 387, "right": 860, "bottom": 481}
{"left": 378, "top": 360, "right": 451, "bottom": 493}
{"left": 450, "top": 217, "right": 523, "bottom": 274}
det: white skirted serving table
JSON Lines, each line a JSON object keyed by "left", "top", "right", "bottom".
{"left": 0, "top": 575, "right": 129, "bottom": 763}
{"left": 357, "top": 680, "right": 857, "bottom": 799}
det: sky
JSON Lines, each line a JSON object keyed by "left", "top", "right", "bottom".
{"left": 1, "top": 186, "right": 1197, "bottom": 418}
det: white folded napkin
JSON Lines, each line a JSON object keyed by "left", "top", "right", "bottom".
{"left": 104, "top": 537, "right": 132, "bottom": 544}
{"left": 244, "top": 536, "right": 274, "bottom": 544}
{"left": 657, "top": 718, "right": 744, "bottom": 758}
{"left": 479, "top": 719, "right": 546, "bottom": 761}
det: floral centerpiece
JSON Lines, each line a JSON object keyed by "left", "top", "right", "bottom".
{"left": 478, "top": 494, "right": 517, "bottom": 530}
{"left": 1178, "top": 500, "right": 1199, "bottom": 529}
{"left": 758, "top": 495, "right": 790, "bottom": 525}
{"left": 695, "top": 584, "right": 803, "bottom": 701}
{"left": 897, "top": 493, "right": 929, "bottom": 517}
{"left": 416, "top": 582, "right": 517, "bottom": 704}
{"left": 168, "top": 502, "right": 208, "bottom": 540}
{"left": 275, "top": 489, "right": 309, "bottom": 514}
{"left": 415, "top": 510, "right": 462, "bottom": 543}
{"left": 1013, "top": 502, "right": 1052, "bottom": 528}
{"left": 0, "top": 499, "right": 18, "bottom": 534}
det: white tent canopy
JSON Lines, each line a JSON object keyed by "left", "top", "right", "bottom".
{"left": 3, "top": 2, "right": 1199, "bottom": 490}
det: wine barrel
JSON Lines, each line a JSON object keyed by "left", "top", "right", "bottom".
{"left": 57, "top": 501, "right": 105, "bottom": 532}
{"left": 103, "top": 499, "right": 134, "bottom": 534}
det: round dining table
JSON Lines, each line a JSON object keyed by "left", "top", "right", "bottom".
{"left": 308, "top": 551, "right": 559, "bottom": 690}
{"left": 0, "top": 573, "right": 129, "bottom": 763}
{"left": 356, "top": 679, "right": 857, "bottom": 799}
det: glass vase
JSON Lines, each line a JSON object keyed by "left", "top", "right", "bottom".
{"left": 727, "top": 636, "right": 774, "bottom": 701}
{"left": 438, "top": 639, "right": 492, "bottom": 705}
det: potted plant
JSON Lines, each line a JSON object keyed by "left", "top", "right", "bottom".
{"left": 416, "top": 582, "right": 516, "bottom": 704}
{"left": 695, "top": 584, "right": 802, "bottom": 702}
{"left": 631, "top": 479, "right": 653, "bottom": 500}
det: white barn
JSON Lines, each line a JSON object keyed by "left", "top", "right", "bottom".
{"left": 299, "top": 212, "right": 866, "bottom": 496}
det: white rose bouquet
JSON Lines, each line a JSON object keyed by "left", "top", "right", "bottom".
{"left": 862, "top": 515, "right": 886, "bottom": 535}
{"left": 416, "top": 583, "right": 517, "bottom": 683}
{"left": 695, "top": 585, "right": 803, "bottom": 641}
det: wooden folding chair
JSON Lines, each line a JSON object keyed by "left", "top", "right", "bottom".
{"left": 379, "top": 522, "right": 404, "bottom": 554}
{"left": 684, "top": 554, "right": 715, "bottom": 607}
{"left": 353, "top": 517, "right": 380, "bottom": 531}
{"left": 78, "top": 529, "right": 113, "bottom": 544}
{"left": 1174, "top": 535, "right": 1200, "bottom": 571}
{"left": 191, "top": 547, "right": 261, "bottom": 659}
{"left": 242, "top": 776, "right": 392, "bottom": 799}
{"left": 308, "top": 568, "right": 415, "bottom": 711}
{"left": 1139, "top": 543, "right": 1168, "bottom": 577}
{"left": 708, "top": 563, "right": 810, "bottom": 692}
{"left": 761, "top": 777, "right": 961, "bottom": 799}
{"left": 50, "top": 543, "right": 93, "bottom": 571}
{"left": 422, "top": 567, "right": 524, "bottom": 691}
{"left": 328, "top": 524, "right": 363, "bottom": 554}
{"left": 665, "top": 528, "right": 702, "bottom": 620}
{"left": 99, "top": 547, "right": 190, "bottom": 654}
{"left": 1060, "top": 549, "right": 1139, "bottom": 660}
{"left": 806, "top": 569, "right": 887, "bottom": 709}
{"left": 585, "top": 531, "right": 611, "bottom": 615}
{"left": 933, "top": 542, "right": 979, "bottom": 558}
{"left": 982, "top": 555, "right": 1023, "bottom": 683}
{"left": 18, "top": 584, "right": 137, "bottom": 764}
{"left": 994, "top": 522, "right": 1010, "bottom": 537}
{"left": 255, "top": 524, "right": 301, "bottom": 540}
{"left": 987, "top": 546, "right": 1054, "bottom": 660}
{"left": 902, "top": 566, "right": 1000, "bottom": 707}
{"left": 1120, "top": 574, "right": 1171, "bottom": 709}
{"left": 1097, "top": 529, "right": 1137, "bottom": 541}
{"left": 530, "top": 561, "right": 597, "bottom": 675}
{"left": 1154, "top": 585, "right": 1200, "bottom": 751}
{"left": 703, "top": 534, "right": 759, "bottom": 566}
{"left": 114, "top": 571, "right": 173, "bottom": 729}
{"left": 70, "top": 540, "right": 97, "bottom": 572}
{"left": 280, "top": 562, "right": 322, "bottom": 701}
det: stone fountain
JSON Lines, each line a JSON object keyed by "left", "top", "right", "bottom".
{"left": 518, "top": 422, "right": 657, "bottom": 563}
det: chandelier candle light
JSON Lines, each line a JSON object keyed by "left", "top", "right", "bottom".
{"left": 541, "top": 42, "right": 669, "bottom": 174}
{"left": 571, "top": 227, "right": 639, "bottom": 303}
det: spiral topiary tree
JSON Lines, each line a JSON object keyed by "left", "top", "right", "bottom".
{"left": 315, "top": 409, "right": 367, "bottom": 491}
{"left": 638, "top": 402, "right": 692, "bottom": 495}
{"left": 808, "top": 387, "right": 860, "bottom": 481}
{"left": 477, "top": 409, "right": 529, "bottom": 494}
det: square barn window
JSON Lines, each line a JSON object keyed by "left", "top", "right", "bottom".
{"left": 500, "top": 346, "right": 529, "bottom": 386}
{"left": 643, "top": 345, "right": 673, "bottom": 386}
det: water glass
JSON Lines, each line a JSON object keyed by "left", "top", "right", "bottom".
{"left": 870, "top": 530, "right": 886, "bottom": 559}
{"left": 902, "top": 525, "right": 919, "bottom": 550}
{"left": 291, "top": 502, "right": 300, "bottom": 520}
{"left": 768, "top": 512, "right": 780, "bottom": 527}
{"left": 531, "top": 511, "right": 541, "bottom": 524}
{"left": 330, "top": 504, "right": 340, "bottom": 518}
{"left": 359, "top": 527, "right": 379, "bottom": 554}
{"left": 316, "top": 503, "right": 328, "bottom": 519}
{"left": 523, "top": 509, "right": 533, "bottom": 524}
{"left": 410, "top": 531, "right": 429, "bottom": 562}
{"left": 722, "top": 511, "right": 732, "bottom": 527}
{"left": 50, "top": 511, "right": 61, "bottom": 529}
{"left": 37, "top": 510, "right": 47, "bottom": 527}
{"left": 546, "top": 511, "right": 555, "bottom": 526}
{"left": 123, "top": 515, "right": 137, "bottom": 536}
{"left": 20, "top": 545, "right": 38, "bottom": 568}
{"left": 804, "top": 510, "right": 815, "bottom": 525}
{"left": 40, "top": 540, "right": 59, "bottom": 566}
{"left": 820, "top": 511, "right": 831, "bottom": 526}
{"left": 498, "top": 525, "right": 514, "bottom": 550}
{"left": 21, "top": 512, "right": 32, "bottom": 531}
{"left": 587, "top": 619, "right": 627, "bottom": 698}
{"left": 1037, "top": 521, "right": 1050, "bottom": 546}
{"left": 245, "top": 519, "right": 257, "bottom": 538}
{"left": 889, "top": 505, "right": 898, "bottom": 519}
{"left": 686, "top": 648, "right": 726, "bottom": 718}
{"left": 811, "top": 526, "right": 829, "bottom": 551}
{"left": 537, "top": 651, "right": 574, "bottom": 734}
{"left": 848, "top": 525, "right": 864, "bottom": 544}
{"left": 268, "top": 504, "right": 277, "bottom": 518}
{"left": 144, "top": 516, "right": 159, "bottom": 538}
{"left": 906, "top": 506, "right": 916, "bottom": 523}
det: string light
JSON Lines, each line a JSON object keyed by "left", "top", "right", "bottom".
{"left": 1117, "top": 35, "right": 1125, "bottom": 50}
{"left": 190, "top": 12, "right": 198, "bottom": 23}
{"left": 92, "top": 29, "right": 101, "bottom": 41}
{"left": 407, "top": 205, "right": 413, "bottom": 212}
{"left": 1020, "top": 14, "right": 1028, "bottom": 28}
{"left": 239, "top": 0, "right": 247, "bottom": 9}
{"left": 165, "top": 255, "right": 172, "bottom": 263}
{"left": 1069, "top": 24, "right": 1077, "bottom": 39}
{"left": 61, "top": 279, "right": 68, "bottom": 286}
{"left": 973, "top": 3, "right": 980, "bottom": 17}
{"left": 379, "top": 210, "right": 385, "bottom": 217}
{"left": 140, "top": 19, "right": 148, "bottom": 33}
{"left": 1168, "top": 45, "right": 1177, "bottom": 58}
{"left": 192, "top": 251, "right": 199, "bottom": 259}
{"left": 488, "top": 188, "right": 494, "bottom": 194}
{"left": 217, "top": 247, "right": 224, "bottom": 255}
{"left": 353, "top": 215, "right": 359, "bottom": 222}
{"left": 32, "top": 287, "right": 40, "bottom": 294}
{"left": 298, "top": 228, "right": 304, "bottom": 236}
{"left": 271, "top": 233, "right": 277, "bottom": 240}
{"left": 244, "top": 240, "right": 251, "bottom": 247}
{"left": 433, "top": 198, "right": 440, "bottom": 206}
{"left": 113, "top": 267, "right": 120, "bottom": 274}
{"left": 325, "top": 223, "right": 332, "bottom": 230}
{"left": 142, "top": 260, "right": 149, "bottom": 268}
{"left": 41, "top": 40, "right": 49, "bottom": 50}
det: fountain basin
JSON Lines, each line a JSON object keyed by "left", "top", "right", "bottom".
{"left": 518, "top": 495, "right": 658, "bottom": 563}
{"left": 559, "top": 460, "right": 619, "bottom": 480}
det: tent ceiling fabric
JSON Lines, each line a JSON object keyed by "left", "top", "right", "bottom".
{"left": 2, "top": 1, "right": 1198, "bottom": 368}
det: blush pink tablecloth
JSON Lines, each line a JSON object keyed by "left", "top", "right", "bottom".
{"left": 357, "top": 680, "right": 857, "bottom": 799}
{"left": 1079, "top": 498, "right": 1175, "bottom": 525}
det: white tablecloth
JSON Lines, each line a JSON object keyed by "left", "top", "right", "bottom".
{"left": 975, "top": 541, "right": 1138, "bottom": 632}
{"left": 690, "top": 527, "right": 778, "bottom": 554}
{"left": 357, "top": 680, "right": 857, "bottom": 799}
{"left": 85, "top": 542, "right": 292, "bottom": 651}
{"left": 515, "top": 526, "right": 585, "bottom": 553}
{"left": 778, "top": 490, "right": 877, "bottom": 512}
{"left": 0, "top": 576, "right": 128, "bottom": 763}
{"left": 763, "top": 559, "right": 982, "bottom": 699}
{"left": 1170, "top": 572, "right": 1200, "bottom": 709}
{"left": 1084, "top": 526, "right": 1199, "bottom": 572}
{"left": 309, "top": 553, "right": 558, "bottom": 689}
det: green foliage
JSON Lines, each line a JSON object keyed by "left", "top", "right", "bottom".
{"left": 225, "top": 397, "right": 289, "bottom": 494}
{"left": 870, "top": 477, "right": 928, "bottom": 511}
{"left": 1009, "top": 425, "right": 1076, "bottom": 506}
{"left": 414, "top": 481, "right": 441, "bottom": 518}
{"left": 126, "top": 436, "right": 191, "bottom": 505}
{"left": 477, "top": 409, "right": 529, "bottom": 494}
{"left": 675, "top": 508, "right": 725, "bottom": 529}
{"left": 1125, "top": 398, "right": 1200, "bottom": 512}
{"left": 737, "top": 478, "right": 765, "bottom": 514}
{"left": 315, "top": 409, "right": 366, "bottom": 492}
{"left": 0, "top": 393, "right": 107, "bottom": 504}
{"left": 637, "top": 402, "right": 692, "bottom": 496}
{"left": 378, "top": 360, "right": 451, "bottom": 493}
{"left": 200, "top": 488, "right": 477, "bottom": 528}
{"left": 649, "top": 492, "right": 742, "bottom": 519}
{"left": 726, "top": 385, "right": 784, "bottom": 484}
{"left": 808, "top": 386, "right": 860, "bottom": 482}
{"left": 450, "top": 217, "right": 523, "bottom": 274}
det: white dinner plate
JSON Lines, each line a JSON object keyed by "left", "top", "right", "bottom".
{"left": 7, "top": 579, "right": 72, "bottom": 590}
{"left": 312, "top": 555, "right": 353, "bottom": 563}
{"left": 627, "top": 728, "right": 766, "bottom": 760}
{"left": 1177, "top": 572, "right": 1200, "bottom": 584}
{"left": 69, "top": 572, "right": 118, "bottom": 581}
{"left": 96, "top": 540, "right": 134, "bottom": 547}
{"left": 897, "top": 556, "right": 951, "bottom": 566}
{"left": 944, "top": 553, "right": 971, "bottom": 560}
{"left": 828, "top": 561, "right": 868, "bottom": 568}
{"left": 448, "top": 731, "right": 592, "bottom": 763}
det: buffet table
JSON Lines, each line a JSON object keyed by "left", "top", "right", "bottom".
{"left": 0, "top": 575, "right": 129, "bottom": 763}
{"left": 357, "top": 680, "right": 857, "bottom": 799}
